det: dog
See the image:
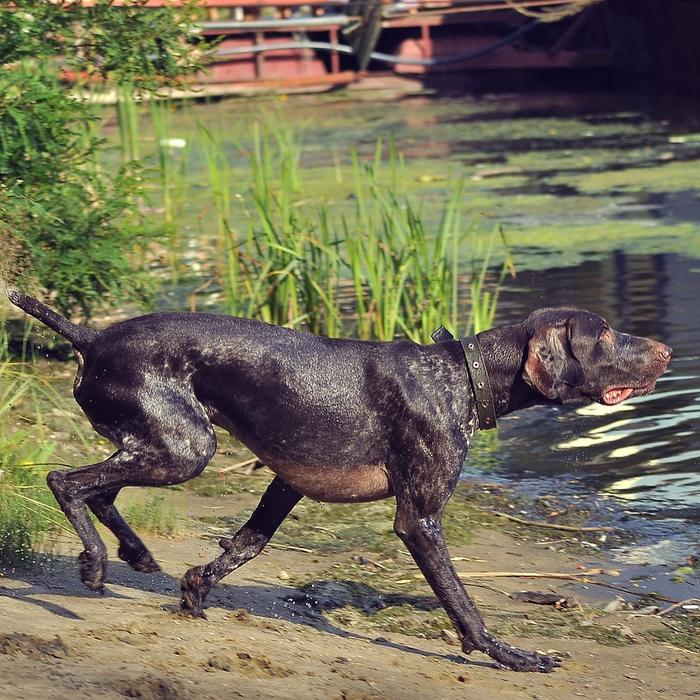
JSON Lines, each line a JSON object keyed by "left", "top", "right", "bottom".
{"left": 6, "top": 289, "right": 671, "bottom": 672}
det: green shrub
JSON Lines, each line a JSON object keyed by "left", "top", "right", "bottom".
{"left": 0, "top": 1, "right": 206, "bottom": 320}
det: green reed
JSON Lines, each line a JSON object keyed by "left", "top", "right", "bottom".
{"left": 116, "top": 85, "right": 140, "bottom": 164}
{"left": 194, "top": 120, "right": 512, "bottom": 340}
{"left": 467, "top": 222, "right": 514, "bottom": 334}
{"left": 0, "top": 361, "right": 75, "bottom": 566}
{"left": 159, "top": 110, "right": 512, "bottom": 341}
{"left": 346, "top": 141, "right": 469, "bottom": 342}
{"left": 238, "top": 121, "right": 342, "bottom": 333}
{"left": 150, "top": 100, "right": 192, "bottom": 276}
{"left": 199, "top": 123, "right": 239, "bottom": 305}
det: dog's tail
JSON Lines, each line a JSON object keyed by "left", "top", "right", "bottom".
{"left": 6, "top": 289, "right": 99, "bottom": 351}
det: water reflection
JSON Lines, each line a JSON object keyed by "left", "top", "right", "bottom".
{"left": 472, "top": 252, "right": 699, "bottom": 559}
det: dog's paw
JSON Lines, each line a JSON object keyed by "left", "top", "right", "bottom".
{"left": 118, "top": 543, "right": 161, "bottom": 573}
{"left": 179, "top": 602, "right": 207, "bottom": 621}
{"left": 78, "top": 549, "right": 106, "bottom": 592}
{"left": 180, "top": 566, "right": 211, "bottom": 619}
{"left": 481, "top": 636, "right": 561, "bottom": 673}
{"left": 497, "top": 650, "right": 560, "bottom": 673}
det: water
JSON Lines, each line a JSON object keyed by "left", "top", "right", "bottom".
{"left": 468, "top": 251, "right": 700, "bottom": 573}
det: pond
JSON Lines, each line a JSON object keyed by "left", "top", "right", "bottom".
{"left": 140, "top": 88, "right": 699, "bottom": 566}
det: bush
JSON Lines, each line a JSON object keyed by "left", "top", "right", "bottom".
{"left": 1, "top": 66, "right": 162, "bottom": 317}
{"left": 0, "top": 1, "right": 206, "bottom": 320}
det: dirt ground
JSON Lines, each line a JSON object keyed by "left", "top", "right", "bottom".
{"left": 1, "top": 480, "right": 698, "bottom": 700}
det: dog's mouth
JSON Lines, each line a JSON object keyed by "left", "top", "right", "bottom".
{"left": 599, "top": 383, "right": 655, "bottom": 406}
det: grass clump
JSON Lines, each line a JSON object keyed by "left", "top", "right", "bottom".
{"left": 0, "top": 361, "right": 73, "bottom": 566}
{"left": 118, "top": 489, "right": 181, "bottom": 537}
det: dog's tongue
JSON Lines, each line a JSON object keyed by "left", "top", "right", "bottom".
{"left": 601, "top": 387, "right": 634, "bottom": 405}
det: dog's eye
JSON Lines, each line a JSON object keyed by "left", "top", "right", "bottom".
{"left": 599, "top": 327, "right": 613, "bottom": 343}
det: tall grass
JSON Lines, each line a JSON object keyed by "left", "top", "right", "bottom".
{"left": 240, "top": 122, "right": 342, "bottom": 333}
{"left": 0, "top": 362, "right": 74, "bottom": 566}
{"left": 151, "top": 100, "right": 192, "bottom": 276}
{"left": 192, "top": 121, "right": 513, "bottom": 341}
{"left": 199, "top": 123, "right": 239, "bottom": 304}
{"left": 347, "top": 141, "right": 479, "bottom": 342}
{"left": 144, "top": 103, "right": 513, "bottom": 338}
{"left": 102, "top": 93, "right": 514, "bottom": 336}
{"left": 467, "top": 223, "right": 514, "bottom": 334}
{"left": 116, "top": 85, "right": 140, "bottom": 164}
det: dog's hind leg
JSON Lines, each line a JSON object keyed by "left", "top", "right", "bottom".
{"left": 181, "top": 476, "right": 302, "bottom": 618}
{"left": 48, "top": 388, "right": 217, "bottom": 591}
{"left": 49, "top": 438, "right": 214, "bottom": 591}
{"left": 87, "top": 489, "right": 160, "bottom": 573}
{"left": 48, "top": 454, "right": 144, "bottom": 592}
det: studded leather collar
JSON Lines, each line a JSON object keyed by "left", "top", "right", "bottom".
{"left": 431, "top": 326, "right": 498, "bottom": 431}
{"left": 458, "top": 335, "right": 497, "bottom": 430}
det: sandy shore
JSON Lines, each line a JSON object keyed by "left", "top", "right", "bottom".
{"left": 1, "top": 477, "right": 698, "bottom": 700}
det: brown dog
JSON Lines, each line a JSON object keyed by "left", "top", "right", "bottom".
{"left": 7, "top": 291, "right": 671, "bottom": 672}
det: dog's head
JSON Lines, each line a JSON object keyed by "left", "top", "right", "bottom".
{"left": 521, "top": 308, "right": 672, "bottom": 406}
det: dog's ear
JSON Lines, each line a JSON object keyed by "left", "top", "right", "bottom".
{"left": 565, "top": 312, "right": 599, "bottom": 364}
{"left": 523, "top": 323, "right": 584, "bottom": 401}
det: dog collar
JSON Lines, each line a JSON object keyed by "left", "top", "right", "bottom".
{"left": 431, "top": 326, "right": 498, "bottom": 431}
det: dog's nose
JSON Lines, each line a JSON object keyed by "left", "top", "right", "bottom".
{"left": 657, "top": 343, "right": 673, "bottom": 362}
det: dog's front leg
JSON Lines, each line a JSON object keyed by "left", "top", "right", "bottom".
{"left": 181, "top": 476, "right": 302, "bottom": 618}
{"left": 393, "top": 482, "right": 560, "bottom": 672}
